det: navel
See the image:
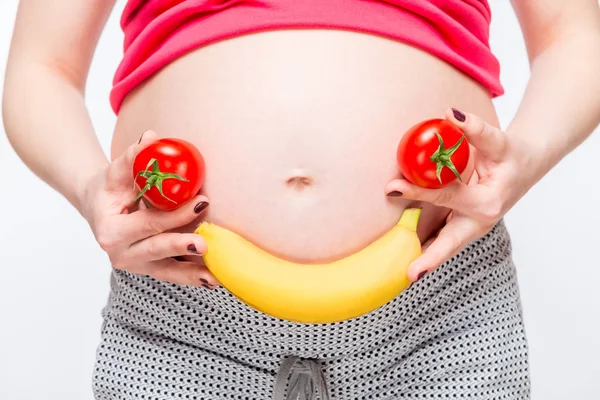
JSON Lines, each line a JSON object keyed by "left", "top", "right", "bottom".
{"left": 285, "top": 170, "right": 313, "bottom": 190}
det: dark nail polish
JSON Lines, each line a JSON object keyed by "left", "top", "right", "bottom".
{"left": 200, "top": 278, "right": 209, "bottom": 285}
{"left": 194, "top": 201, "right": 209, "bottom": 214}
{"left": 201, "top": 283, "right": 212, "bottom": 289}
{"left": 387, "top": 191, "right": 403, "bottom": 197}
{"left": 188, "top": 244, "right": 200, "bottom": 254}
{"left": 452, "top": 108, "right": 466, "bottom": 122}
{"left": 416, "top": 271, "right": 427, "bottom": 281}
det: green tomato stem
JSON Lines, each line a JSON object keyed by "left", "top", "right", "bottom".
{"left": 130, "top": 158, "right": 189, "bottom": 206}
{"left": 430, "top": 130, "right": 466, "bottom": 185}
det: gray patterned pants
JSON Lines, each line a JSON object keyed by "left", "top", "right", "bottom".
{"left": 92, "top": 218, "right": 530, "bottom": 399}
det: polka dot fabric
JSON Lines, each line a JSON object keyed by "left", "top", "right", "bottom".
{"left": 93, "top": 219, "right": 530, "bottom": 399}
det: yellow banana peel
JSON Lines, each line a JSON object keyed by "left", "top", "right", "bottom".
{"left": 194, "top": 208, "right": 422, "bottom": 324}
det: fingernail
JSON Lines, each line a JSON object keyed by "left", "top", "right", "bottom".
{"left": 200, "top": 278, "right": 209, "bottom": 285}
{"left": 201, "top": 283, "right": 213, "bottom": 289}
{"left": 188, "top": 244, "right": 200, "bottom": 254}
{"left": 452, "top": 108, "right": 466, "bottom": 122}
{"left": 194, "top": 201, "right": 209, "bottom": 214}
{"left": 416, "top": 271, "right": 427, "bottom": 281}
{"left": 387, "top": 191, "right": 403, "bottom": 197}
{"left": 137, "top": 130, "right": 148, "bottom": 144}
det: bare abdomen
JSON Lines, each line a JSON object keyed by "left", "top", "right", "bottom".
{"left": 111, "top": 29, "right": 499, "bottom": 263}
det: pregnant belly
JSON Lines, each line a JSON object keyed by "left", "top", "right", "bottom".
{"left": 111, "top": 29, "right": 499, "bottom": 263}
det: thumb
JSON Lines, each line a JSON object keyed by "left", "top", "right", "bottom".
{"left": 106, "top": 129, "right": 159, "bottom": 191}
{"left": 447, "top": 108, "right": 506, "bottom": 162}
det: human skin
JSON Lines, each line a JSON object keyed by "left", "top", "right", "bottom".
{"left": 3, "top": 0, "right": 600, "bottom": 287}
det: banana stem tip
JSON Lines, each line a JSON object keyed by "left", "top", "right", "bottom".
{"left": 397, "top": 208, "right": 422, "bottom": 232}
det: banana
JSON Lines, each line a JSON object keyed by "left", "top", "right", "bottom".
{"left": 194, "top": 208, "right": 422, "bottom": 324}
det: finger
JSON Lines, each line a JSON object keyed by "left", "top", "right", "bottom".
{"left": 123, "top": 194, "right": 209, "bottom": 242}
{"left": 386, "top": 178, "right": 481, "bottom": 212}
{"left": 407, "top": 216, "right": 479, "bottom": 282}
{"left": 147, "top": 258, "right": 219, "bottom": 288}
{"left": 125, "top": 232, "right": 207, "bottom": 263}
{"left": 446, "top": 108, "right": 506, "bottom": 162}
{"left": 421, "top": 234, "right": 437, "bottom": 253}
{"left": 106, "top": 129, "right": 159, "bottom": 191}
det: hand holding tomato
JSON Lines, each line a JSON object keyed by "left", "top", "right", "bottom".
{"left": 79, "top": 130, "right": 217, "bottom": 289}
{"left": 132, "top": 138, "right": 205, "bottom": 211}
{"left": 396, "top": 118, "right": 470, "bottom": 188}
{"left": 388, "top": 108, "right": 538, "bottom": 282}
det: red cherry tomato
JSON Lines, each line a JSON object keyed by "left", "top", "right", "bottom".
{"left": 132, "top": 138, "right": 205, "bottom": 211}
{"left": 396, "top": 119, "right": 470, "bottom": 189}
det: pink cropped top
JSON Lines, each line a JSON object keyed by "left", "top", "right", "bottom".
{"left": 110, "top": 0, "right": 503, "bottom": 114}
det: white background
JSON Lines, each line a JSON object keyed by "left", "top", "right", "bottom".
{"left": 1, "top": 1, "right": 599, "bottom": 399}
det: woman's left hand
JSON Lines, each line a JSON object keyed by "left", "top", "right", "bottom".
{"left": 386, "top": 107, "right": 541, "bottom": 283}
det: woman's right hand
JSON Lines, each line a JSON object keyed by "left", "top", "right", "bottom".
{"left": 79, "top": 130, "right": 218, "bottom": 289}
